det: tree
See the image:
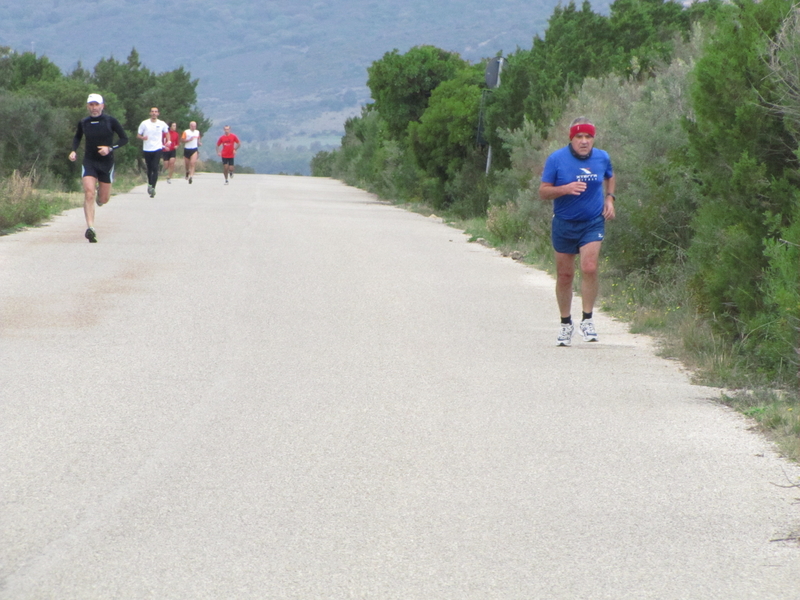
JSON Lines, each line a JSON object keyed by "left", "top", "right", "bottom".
{"left": 0, "top": 92, "right": 69, "bottom": 177}
{"left": 767, "top": 5, "right": 800, "bottom": 141}
{"left": 367, "top": 45, "right": 467, "bottom": 139}
{"left": 143, "top": 66, "right": 211, "bottom": 132}
{"left": 408, "top": 67, "right": 483, "bottom": 183}
{"left": 482, "top": 1, "right": 612, "bottom": 171}
{"left": 608, "top": 0, "right": 688, "bottom": 78}
{"left": 92, "top": 49, "right": 157, "bottom": 134}
{"left": 524, "top": 1, "right": 613, "bottom": 132}
{"left": 0, "top": 49, "right": 62, "bottom": 92}
{"left": 484, "top": 0, "right": 719, "bottom": 170}
{"left": 687, "top": 0, "right": 797, "bottom": 346}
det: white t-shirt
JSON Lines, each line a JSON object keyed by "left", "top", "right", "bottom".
{"left": 183, "top": 129, "right": 201, "bottom": 149}
{"left": 138, "top": 119, "right": 169, "bottom": 152}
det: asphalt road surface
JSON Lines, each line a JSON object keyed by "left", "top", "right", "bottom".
{"left": 1, "top": 174, "right": 798, "bottom": 599}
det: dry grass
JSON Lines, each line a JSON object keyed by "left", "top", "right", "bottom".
{"left": 723, "top": 389, "right": 800, "bottom": 462}
{"left": 0, "top": 170, "right": 80, "bottom": 233}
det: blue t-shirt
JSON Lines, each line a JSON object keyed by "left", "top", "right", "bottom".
{"left": 541, "top": 146, "right": 613, "bottom": 222}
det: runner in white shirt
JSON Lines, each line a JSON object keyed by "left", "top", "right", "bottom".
{"left": 137, "top": 107, "right": 169, "bottom": 197}
{"left": 182, "top": 121, "right": 202, "bottom": 184}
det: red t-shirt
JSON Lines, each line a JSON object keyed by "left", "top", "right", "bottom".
{"left": 163, "top": 130, "right": 179, "bottom": 151}
{"left": 217, "top": 133, "right": 240, "bottom": 159}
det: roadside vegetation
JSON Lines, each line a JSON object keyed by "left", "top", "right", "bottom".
{"left": 313, "top": 0, "right": 800, "bottom": 461}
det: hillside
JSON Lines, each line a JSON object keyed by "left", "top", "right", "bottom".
{"left": 0, "top": 0, "right": 610, "bottom": 173}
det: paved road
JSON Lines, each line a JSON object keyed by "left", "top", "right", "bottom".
{"left": 1, "top": 174, "right": 798, "bottom": 599}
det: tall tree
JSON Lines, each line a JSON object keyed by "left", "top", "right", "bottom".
{"left": 408, "top": 67, "right": 483, "bottom": 183}
{"left": 143, "top": 66, "right": 210, "bottom": 132}
{"left": 0, "top": 49, "right": 62, "bottom": 91}
{"left": 0, "top": 92, "right": 69, "bottom": 177}
{"left": 608, "top": 0, "right": 688, "bottom": 78}
{"left": 92, "top": 49, "right": 157, "bottom": 134}
{"left": 367, "top": 45, "right": 467, "bottom": 139}
{"left": 687, "top": 0, "right": 797, "bottom": 339}
{"left": 524, "top": 1, "right": 612, "bottom": 132}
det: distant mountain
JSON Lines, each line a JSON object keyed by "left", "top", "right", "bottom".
{"left": 0, "top": 0, "right": 610, "bottom": 173}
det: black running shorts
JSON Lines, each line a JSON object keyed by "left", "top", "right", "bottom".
{"left": 82, "top": 158, "right": 115, "bottom": 184}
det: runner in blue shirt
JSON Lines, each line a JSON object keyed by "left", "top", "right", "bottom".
{"left": 539, "top": 117, "right": 616, "bottom": 346}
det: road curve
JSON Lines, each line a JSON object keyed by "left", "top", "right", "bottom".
{"left": 1, "top": 174, "right": 798, "bottom": 599}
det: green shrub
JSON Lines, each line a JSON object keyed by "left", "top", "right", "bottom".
{"left": 486, "top": 201, "right": 529, "bottom": 243}
{"left": 310, "top": 150, "right": 336, "bottom": 177}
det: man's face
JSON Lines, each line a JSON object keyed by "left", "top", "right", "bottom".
{"left": 189, "top": 121, "right": 197, "bottom": 130}
{"left": 87, "top": 102, "right": 103, "bottom": 117}
{"left": 224, "top": 126, "right": 231, "bottom": 135}
{"left": 149, "top": 108, "right": 159, "bottom": 121}
{"left": 570, "top": 132, "right": 594, "bottom": 157}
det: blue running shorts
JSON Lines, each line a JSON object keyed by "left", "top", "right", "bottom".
{"left": 551, "top": 213, "right": 605, "bottom": 254}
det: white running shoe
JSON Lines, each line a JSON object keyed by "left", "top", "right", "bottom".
{"left": 556, "top": 323, "right": 574, "bottom": 346}
{"left": 580, "top": 319, "right": 599, "bottom": 342}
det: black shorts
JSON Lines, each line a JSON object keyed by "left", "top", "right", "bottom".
{"left": 184, "top": 148, "right": 198, "bottom": 159}
{"left": 222, "top": 157, "right": 235, "bottom": 166}
{"left": 82, "top": 158, "right": 115, "bottom": 184}
{"left": 162, "top": 150, "right": 176, "bottom": 160}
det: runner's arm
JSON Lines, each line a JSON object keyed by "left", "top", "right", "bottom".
{"left": 69, "top": 121, "right": 84, "bottom": 161}
{"left": 603, "top": 174, "right": 616, "bottom": 220}
{"left": 111, "top": 118, "right": 129, "bottom": 150}
{"left": 539, "top": 180, "right": 586, "bottom": 200}
{"left": 71, "top": 121, "right": 84, "bottom": 152}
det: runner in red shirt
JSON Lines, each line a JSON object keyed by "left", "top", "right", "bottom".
{"left": 216, "top": 125, "right": 241, "bottom": 184}
{"left": 162, "top": 122, "right": 180, "bottom": 183}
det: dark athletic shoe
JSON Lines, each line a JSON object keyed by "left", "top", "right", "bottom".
{"left": 189, "top": 177, "right": 192, "bottom": 184}
{"left": 85, "top": 227, "right": 97, "bottom": 243}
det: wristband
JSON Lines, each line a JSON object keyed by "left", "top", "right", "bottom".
{"left": 606, "top": 193, "right": 615, "bottom": 200}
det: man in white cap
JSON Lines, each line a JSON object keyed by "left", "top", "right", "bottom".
{"left": 137, "top": 107, "right": 169, "bottom": 198}
{"left": 69, "top": 93, "right": 129, "bottom": 243}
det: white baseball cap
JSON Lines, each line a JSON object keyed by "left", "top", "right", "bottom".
{"left": 86, "top": 93, "right": 104, "bottom": 104}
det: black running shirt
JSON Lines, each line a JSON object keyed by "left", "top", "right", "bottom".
{"left": 72, "top": 114, "right": 129, "bottom": 161}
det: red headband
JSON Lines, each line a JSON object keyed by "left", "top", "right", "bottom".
{"left": 569, "top": 123, "right": 596, "bottom": 139}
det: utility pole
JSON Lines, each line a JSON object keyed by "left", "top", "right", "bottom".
{"left": 482, "top": 56, "right": 505, "bottom": 174}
